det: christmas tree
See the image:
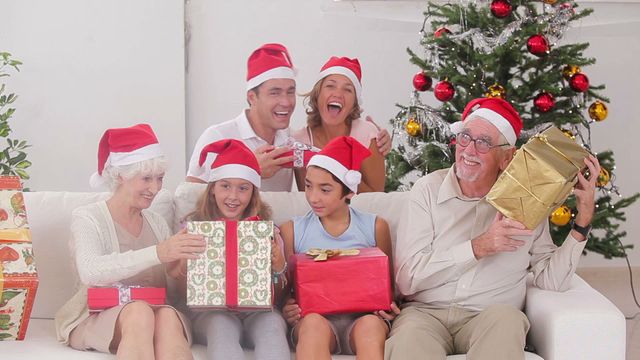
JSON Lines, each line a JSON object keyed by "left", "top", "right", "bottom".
{"left": 386, "top": 0, "right": 639, "bottom": 258}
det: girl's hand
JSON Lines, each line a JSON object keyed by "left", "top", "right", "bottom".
{"left": 156, "top": 228, "right": 206, "bottom": 263}
{"left": 271, "top": 230, "right": 286, "bottom": 273}
{"left": 283, "top": 298, "right": 302, "bottom": 327}
{"left": 375, "top": 302, "right": 401, "bottom": 322}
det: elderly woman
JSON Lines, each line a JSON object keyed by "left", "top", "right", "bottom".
{"left": 55, "top": 124, "right": 205, "bottom": 359}
{"left": 292, "top": 56, "right": 386, "bottom": 193}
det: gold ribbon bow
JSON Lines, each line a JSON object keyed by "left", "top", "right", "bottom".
{"left": 305, "top": 248, "right": 360, "bottom": 262}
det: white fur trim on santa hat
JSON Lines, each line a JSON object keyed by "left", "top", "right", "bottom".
{"left": 317, "top": 66, "right": 363, "bottom": 105}
{"left": 308, "top": 154, "right": 361, "bottom": 194}
{"left": 450, "top": 108, "right": 517, "bottom": 145}
{"left": 246, "top": 66, "right": 296, "bottom": 91}
{"left": 209, "top": 164, "right": 261, "bottom": 189}
{"left": 89, "top": 143, "right": 164, "bottom": 189}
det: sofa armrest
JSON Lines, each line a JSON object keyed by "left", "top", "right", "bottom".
{"left": 525, "top": 274, "right": 626, "bottom": 360}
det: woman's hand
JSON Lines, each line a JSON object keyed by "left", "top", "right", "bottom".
{"left": 156, "top": 228, "right": 206, "bottom": 263}
{"left": 283, "top": 298, "right": 302, "bottom": 327}
{"left": 166, "top": 258, "right": 188, "bottom": 279}
{"left": 375, "top": 302, "right": 401, "bottom": 322}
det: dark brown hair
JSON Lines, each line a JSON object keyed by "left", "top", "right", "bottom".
{"left": 307, "top": 165, "right": 353, "bottom": 204}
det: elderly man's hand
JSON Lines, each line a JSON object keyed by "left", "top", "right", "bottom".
{"left": 571, "top": 154, "right": 601, "bottom": 241}
{"left": 471, "top": 212, "right": 533, "bottom": 259}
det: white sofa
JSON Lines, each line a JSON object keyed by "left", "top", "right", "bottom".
{"left": 0, "top": 184, "right": 627, "bottom": 359}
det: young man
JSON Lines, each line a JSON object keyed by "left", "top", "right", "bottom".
{"left": 187, "top": 43, "right": 391, "bottom": 191}
{"left": 385, "top": 97, "right": 600, "bottom": 360}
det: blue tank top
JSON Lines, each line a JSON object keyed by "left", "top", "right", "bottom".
{"left": 293, "top": 207, "right": 377, "bottom": 254}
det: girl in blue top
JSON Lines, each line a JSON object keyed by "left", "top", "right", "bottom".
{"left": 280, "top": 136, "right": 400, "bottom": 360}
{"left": 188, "top": 139, "right": 289, "bottom": 360}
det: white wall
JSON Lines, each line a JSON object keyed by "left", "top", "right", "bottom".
{"left": 0, "top": 0, "right": 186, "bottom": 192}
{"left": 185, "top": 0, "right": 640, "bottom": 267}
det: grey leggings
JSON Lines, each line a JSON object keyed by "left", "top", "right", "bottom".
{"left": 192, "top": 310, "right": 290, "bottom": 360}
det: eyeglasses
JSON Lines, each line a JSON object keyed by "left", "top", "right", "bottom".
{"left": 456, "top": 132, "right": 510, "bottom": 154}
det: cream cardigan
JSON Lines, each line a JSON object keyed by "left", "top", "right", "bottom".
{"left": 54, "top": 201, "right": 171, "bottom": 344}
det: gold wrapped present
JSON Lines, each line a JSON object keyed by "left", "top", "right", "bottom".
{"left": 486, "top": 126, "right": 590, "bottom": 229}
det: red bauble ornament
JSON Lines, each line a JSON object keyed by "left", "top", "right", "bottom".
{"left": 527, "top": 34, "right": 549, "bottom": 56}
{"left": 412, "top": 72, "right": 433, "bottom": 92}
{"left": 569, "top": 73, "right": 590, "bottom": 92}
{"left": 434, "top": 81, "right": 455, "bottom": 102}
{"left": 490, "top": 0, "right": 512, "bottom": 18}
{"left": 434, "top": 27, "right": 451, "bottom": 38}
{"left": 534, "top": 92, "right": 555, "bottom": 112}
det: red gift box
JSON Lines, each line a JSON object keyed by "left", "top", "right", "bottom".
{"left": 87, "top": 287, "right": 166, "bottom": 312}
{"left": 292, "top": 247, "right": 392, "bottom": 316}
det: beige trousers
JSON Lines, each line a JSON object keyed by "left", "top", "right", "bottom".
{"left": 384, "top": 303, "right": 530, "bottom": 360}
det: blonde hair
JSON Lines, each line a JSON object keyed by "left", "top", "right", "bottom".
{"left": 190, "top": 181, "right": 273, "bottom": 221}
{"left": 303, "top": 78, "right": 362, "bottom": 129}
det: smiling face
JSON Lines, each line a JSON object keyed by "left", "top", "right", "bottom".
{"left": 248, "top": 78, "right": 296, "bottom": 132}
{"left": 118, "top": 172, "right": 164, "bottom": 210}
{"left": 304, "top": 166, "right": 352, "bottom": 218}
{"left": 317, "top": 74, "right": 357, "bottom": 127}
{"left": 454, "top": 117, "right": 514, "bottom": 197}
{"left": 211, "top": 178, "right": 255, "bottom": 221}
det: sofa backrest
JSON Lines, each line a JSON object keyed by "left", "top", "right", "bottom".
{"left": 25, "top": 184, "right": 409, "bottom": 319}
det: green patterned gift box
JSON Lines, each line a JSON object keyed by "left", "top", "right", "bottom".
{"left": 186, "top": 221, "right": 273, "bottom": 310}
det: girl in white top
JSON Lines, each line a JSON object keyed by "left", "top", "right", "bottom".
{"left": 55, "top": 124, "right": 205, "bottom": 359}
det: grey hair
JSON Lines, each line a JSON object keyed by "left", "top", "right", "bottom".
{"left": 102, "top": 156, "right": 168, "bottom": 192}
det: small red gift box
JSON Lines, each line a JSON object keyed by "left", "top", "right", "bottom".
{"left": 275, "top": 142, "right": 318, "bottom": 168}
{"left": 87, "top": 287, "right": 166, "bottom": 312}
{"left": 291, "top": 247, "right": 392, "bottom": 316}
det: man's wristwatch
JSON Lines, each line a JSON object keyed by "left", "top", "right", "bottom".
{"left": 572, "top": 222, "right": 592, "bottom": 238}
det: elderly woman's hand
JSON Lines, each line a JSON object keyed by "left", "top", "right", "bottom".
{"left": 156, "top": 228, "right": 206, "bottom": 263}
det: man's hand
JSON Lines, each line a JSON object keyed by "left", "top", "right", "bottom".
{"left": 156, "top": 228, "right": 206, "bottom": 263}
{"left": 254, "top": 144, "right": 295, "bottom": 179}
{"left": 574, "top": 155, "right": 600, "bottom": 227}
{"left": 282, "top": 297, "right": 302, "bottom": 327}
{"left": 366, "top": 116, "right": 391, "bottom": 156}
{"left": 471, "top": 212, "right": 532, "bottom": 259}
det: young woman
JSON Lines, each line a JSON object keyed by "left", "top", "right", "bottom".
{"left": 291, "top": 56, "right": 387, "bottom": 193}
{"left": 187, "top": 138, "right": 290, "bottom": 360}
{"left": 280, "top": 136, "right": 400, "bottom": 360}
{"left": 55, "top": 124, "right": 204, "bottom": 360}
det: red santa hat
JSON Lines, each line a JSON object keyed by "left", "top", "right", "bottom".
{"left": 317, "top": 56, "right": 363, "bottom": 105}
{"left": 199, "top": 139, "right": 261, "bottom": 188}
{"left": 307, "top": 136, "right": 371, "bottom": 194}
{"left": 90, "top": 123, "right": 164, "bottom": 188}
{"left": 450, "top": 97, "right": 523, "bottom": 145}
{"left": 246, "top": 43, "right": 296, "bottom": 91}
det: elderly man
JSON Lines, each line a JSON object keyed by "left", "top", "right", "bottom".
{"left": 385, "top": 97, "right": 600, "bottom": 360}
{"left": 187, "top": 43, "right": 390, "bottom": 191}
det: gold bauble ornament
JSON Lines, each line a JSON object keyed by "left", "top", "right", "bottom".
{"left": 588, "top": 100, "right": 608, "bottom": 122}
{"left": 561, "top": 129, "right": 575, "bottom": 140}
{"left": 562, "top": 64, "right": 581, "bottom": 80}
{"left": 543, "top": 0, "right": 558, "bottom": 5}
{"left": 597, "top": 168, "right": 610, "bottom": 187}
{"left": 485, "top": 84, "right": 506, "bottom": 99}
{"left": 405, "top": 118, "right": 422, "bottom": 137}
{"left": 550, "top": 205, "right": 572, "bottom": 226}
